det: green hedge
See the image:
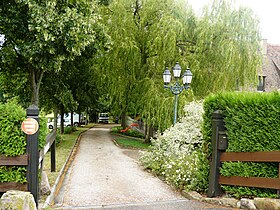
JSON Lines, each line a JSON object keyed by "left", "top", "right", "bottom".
{"left": 0, "top": 101, "right": 47, "bottom": 184}
{"left": 203, "top": 92, "right": 280, "bottom": 198}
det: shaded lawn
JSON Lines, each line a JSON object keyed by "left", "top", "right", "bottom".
{"left": 114, "top": 137, "right": 151, "bottom": 150}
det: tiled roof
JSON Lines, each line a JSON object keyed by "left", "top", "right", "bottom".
{"left": 262, "top": 43, "right": 280, "bottom": 91}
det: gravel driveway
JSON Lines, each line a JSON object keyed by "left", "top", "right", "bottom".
{"left": 53, "top": 124, "right": 231, "bottom": 210}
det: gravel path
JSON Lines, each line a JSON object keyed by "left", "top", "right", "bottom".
{"left": 54, "top": 124, "right": 231, "bottom": 210}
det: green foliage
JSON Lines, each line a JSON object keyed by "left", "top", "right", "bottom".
{"left": 140, "top": 101, "right": 207, "bottom": 191}
{"left": 97, "top": 0, "right": 261, "bottom": 132}
{"left": 0, "top": 167, "right": 27, "bottom": 184}
{"left": 111, "top": 126, "right": 123, "bottom": 134}
{"left": 55, "top": 133, "right": 63, "bottom": 145}
{"left": 203, "top": 92, "right": 280, "bottom": 198}
{"left": 0, "top": 0, "right": 109, "bottom": 106}
{"left": 0, "top": 101, "right": 26, "bottom": 156}
{"left": 123, "top": 129, "right": 145, "bottom": 139}
{"left": 114, "top": 138, "right": 150, "bottom": 149}
{"left": 111, "top": 126, "right": 145, "bottom": 139}
{"left": 63, "top": 126, "right": 76, "bottom": 134}
{"left": 39, "top": 115, "right": 48, "bottom": 148}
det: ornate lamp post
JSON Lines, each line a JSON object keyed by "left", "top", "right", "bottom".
{"left": 163, "top": 62, "right": 193, "bottom": 125}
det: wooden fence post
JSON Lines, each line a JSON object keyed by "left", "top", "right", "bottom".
{"left": 26, "top": 104, "right": 39, "bottom": 206}
{"left": 207, "top": 110, "right": 228, "bottom": 197}
{"left": 51, "top": 134, "right": 56, "bottom": 172}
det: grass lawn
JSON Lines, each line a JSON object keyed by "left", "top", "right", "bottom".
{"left": 114, "top": 137, "right": 151, "bottom": 149}
{"left": 42, "top": 124, "right": 93, "bottom": 187}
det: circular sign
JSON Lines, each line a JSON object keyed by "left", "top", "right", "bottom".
{"left": 21, "top": 118, "right": 39, "bottom": 135}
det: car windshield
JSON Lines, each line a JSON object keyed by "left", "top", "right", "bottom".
{"left": 100, "top": 113, "right": 108, "bottom": 117}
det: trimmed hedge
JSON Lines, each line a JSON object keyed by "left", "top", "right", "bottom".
{"left": 0, "top": 101, "right": 47, "bottom": 184}
{"left": 203, "top": 92, "right": 280, "bottom": 198}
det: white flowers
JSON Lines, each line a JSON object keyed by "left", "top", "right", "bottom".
{"left": 140, "top": 100, "right": 204, "bottom": 189}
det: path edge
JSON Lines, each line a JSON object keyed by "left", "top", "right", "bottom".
{"left": 41, "top": 129, "right": 88, "bottom": 209}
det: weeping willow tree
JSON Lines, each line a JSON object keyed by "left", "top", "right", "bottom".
{"left": 188, "top": 0, "right": 262, "bottom": 96}
{"left": 97, "top": 0, "right": 261, "bottom": 136}
{"left": 98, "top": 0, "right": 194, "bottom": 132}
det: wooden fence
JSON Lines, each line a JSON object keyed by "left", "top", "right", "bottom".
{"left": 0, "top": 130, "right": 56, "bottom": 192}
{"left": 0, "top": 154, "right": 28, "bottom": 192}
{"left": 207, "top": 110, "right": 280, "bottom": 197}
{"left": 219, "top": 151, "right": 280, "bottom": 190}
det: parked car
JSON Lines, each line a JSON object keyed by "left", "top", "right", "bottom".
{"left": 98, "top": 113, "right": 109, "bottom": 123}
{"left": 47, "top": 113, "right": 83, "bottom": 129}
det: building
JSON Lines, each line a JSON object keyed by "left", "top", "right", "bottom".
{"left": 260, "top": 39, "right": 280, "bottom": 92}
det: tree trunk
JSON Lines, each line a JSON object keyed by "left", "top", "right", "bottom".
{"left": 71, "top": 111, "right": 74, "bottom": 127}
{"left": 144, "top": 124, "right": 148, "bottom": 140}
{"left": 30, "top": 68, "right": 44, "bottom": 106}
{"left": 60, "top": 106, "right": 65, "bottom": 134}
{"left": 145, "top": 125, "right": 153, "bottom": 143}
{"left": 121, "top": 111, "right": 126, "bottom": 129}
{"left": 54, "top": 108, "right": 58, "bottom": 130}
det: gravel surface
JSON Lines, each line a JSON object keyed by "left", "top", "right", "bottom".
{"left": 54, "top": 124, "right": 231, "bottom": 210}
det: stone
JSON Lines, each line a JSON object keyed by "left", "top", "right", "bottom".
{"left": 238, "top": 198, "right": 256, "bottom": 209}
{"left": 181, "top": 190, "right": 203, "bottom": 201}
{"left": 202, "top": 197, "right": 222, "bottom": 206}
{"left": 202, "top": 197, "right": 238, "bottom": 208}
{"left": 40, "top": 171, "right": 51, "bottom": 195}
{"left": 0, "top": 190, "right": 36, "bottom": 210}
{"left": 254, "top": 198, "right": 280, "bottom": 210}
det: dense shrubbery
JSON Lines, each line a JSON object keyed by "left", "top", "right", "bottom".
{"left": 0, "top": 101, "right": 26, "bottom": 156}
{"left": 203, "top": 92, "right": 280, "bottom": 198}
{"left": 140, "top": 101, "right": 208, "bottom": 191}
{"left": 0, "top": 100, "right": 48, "bottom": 183}
{"left": 141, "top": 92, "right": 280, "bottom": 198}
{"left": 63, "top": 126, "right": 77, "bottom": 134}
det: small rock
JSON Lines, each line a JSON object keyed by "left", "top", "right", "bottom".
{"left": 254, "top": 198, "right": 280, "bottom": 210}
{"left": 40, "top": 171, "right": 51, "bottom": 195}
{"left": 182, "top": 190, "right": 203, "bottom": 200}
{"left": 220, "top": 197, "right": 239, "bottom": 208}
{"left": 0, "top": 190, "right": 36, "bottom": 210}
{"left": 202, "top": 197, "right": 222, "bottom": 206}
{"left": 239, "top": 198, "right": 256, "bottom": 209}
{"left": 202, "top": 197, "right": 238, "bottom": 208}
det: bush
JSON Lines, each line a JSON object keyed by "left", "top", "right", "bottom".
{"left": 0, "top": 101, "right": 26, "bottom": 156}
{"left": 0, "top": 100, "right": 47, "bottom": 184}
{"left": 55, "top": 133, "right": 63, "bottom": 145}
{"left": 140, "top": 101, "right": 208, "bottom": 191}
{"left": 64, "top": 126, "right": 76, "bottom": 134}
{"left": 111, "top": 126, "right": 145, "bottom": 138}
{"left": 203, "top": 92, "right": 280, "bottom": 198}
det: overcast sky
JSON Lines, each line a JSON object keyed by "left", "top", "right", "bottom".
{"left": 188, "top": 0, "right": 280, "bottom": 44}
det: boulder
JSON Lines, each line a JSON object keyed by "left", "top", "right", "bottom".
{"left": 0, "top": 190, "right": 36, "bottom": 210}
{"left": 182, "top": 190, "right": 203, "bottom": 200}
{"left": 202, "top": 197, "right": 238, "bottom": 208}
{"left": 237, "top": 198, "right": 256, "bottom": 209}
{"left": 254, "top": 198, "right": 280, "bottom": 210}
{"left": 40, "top": 171, "right": 51, "bottom": 195}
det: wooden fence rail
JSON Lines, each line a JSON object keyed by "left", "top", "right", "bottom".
{"left": 219, "top": 151, "right": 280, "bottom": 190}
{"left": 0, "top": 154, "right": 28, "bottom": 192}
{"left": 0, "top": 130, "right": 56, "bottom": 193}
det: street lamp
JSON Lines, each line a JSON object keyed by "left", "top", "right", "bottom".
{"left": 163, "top": 62, "right": 193, "bottom": 125}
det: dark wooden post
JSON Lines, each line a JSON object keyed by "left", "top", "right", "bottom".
{"left": 207, "top": 110, "right": 228, "bottom": 197}
{"left": 51, "top": 130, "right": 56, "bottom": 172}
{"left": 26, "top": 104, "right": 39, "bottom": 206}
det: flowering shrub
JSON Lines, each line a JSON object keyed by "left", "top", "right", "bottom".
{"left": 140, "top": 101, "right": 209, "bottom": 191}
